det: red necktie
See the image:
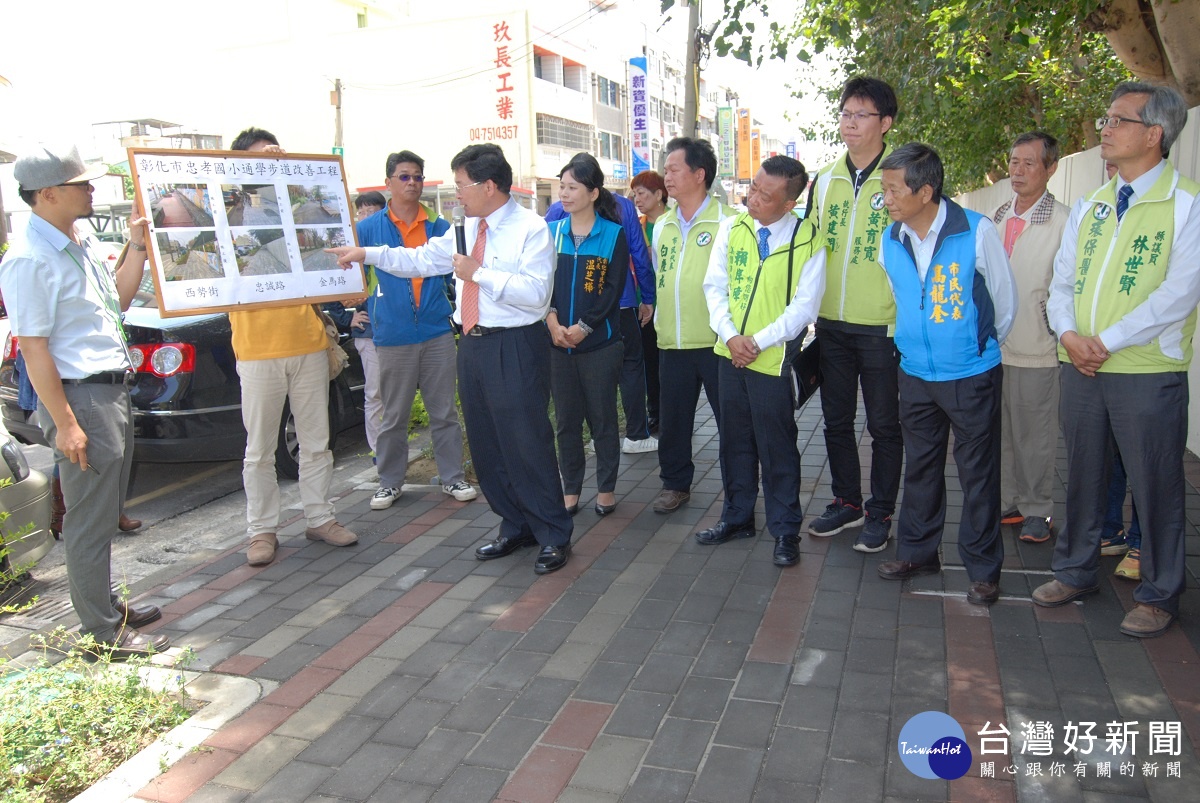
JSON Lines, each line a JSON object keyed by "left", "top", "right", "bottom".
{"left": 461, "top": 218, "right": 487, "bottom": 333}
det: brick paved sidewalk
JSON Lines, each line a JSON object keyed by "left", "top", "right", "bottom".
{"left": 123, "top": 400, "right": 1198, "bottom": 802}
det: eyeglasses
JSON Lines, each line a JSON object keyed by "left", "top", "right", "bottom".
{"left": 57, "top": 181, "right": 93, "bottom": 189}
{"left": 455, "top": 180, "right": 484, "bottom": 191}
{"left": 839, "top": 111, "right": 881, "bottom": 123}
{"left": 390, "top": 174, "right": 424, "bottom": 182}
{"left": 1095, "top": 115, "right": 1150, "bottom": 131}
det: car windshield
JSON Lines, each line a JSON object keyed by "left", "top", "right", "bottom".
{"left": 131, "top": 271, "right": 159, "bottom": 308}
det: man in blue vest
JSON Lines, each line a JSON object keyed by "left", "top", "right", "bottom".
{"left": 875, "top": 143, "right": 1017, "bottom": 605}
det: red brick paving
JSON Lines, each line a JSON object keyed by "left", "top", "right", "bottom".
{"left": 261, "top": 665, "right": 343, "bottom": 708}
{"left": 496, "top": 745, "right": 586, "bottom": 803}
{"left": 202, "top": 702, "right": 295, "bottom": 752}
{"left": 212, "top": 653, "right": 268, "bottom": 676}
{"left": 135, "top": 746, "right": 239, "bottom": 802}
{"left": 541, "top": 700, "right": 614, "bottom": 750}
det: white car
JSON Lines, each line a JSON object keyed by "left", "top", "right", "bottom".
{"left": 0, "top": 419, "right": 54, "bottom": 584}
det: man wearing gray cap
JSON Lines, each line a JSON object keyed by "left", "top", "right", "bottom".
{"left": 0, "top": 145, "right": 170, "bottom": 659}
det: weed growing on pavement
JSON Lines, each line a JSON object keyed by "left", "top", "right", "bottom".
{"left": 0, "top": 484, "right": 40, "bottom": 615}
{"left": 0, "top": 629, "right": 194, "bottom": 802}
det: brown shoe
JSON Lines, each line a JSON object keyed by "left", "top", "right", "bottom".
{"left": 1119, "top": 603, "right": 1176, "bottom": 639}
{"left": 306, "top": 520, "right": 358, "bottom": 547}
{"left": 653, "top": 489, "right": 690, "bottom": 514}
{"left": 114, "top": 600, "right": 162, "bottom": 629}
{"left": 967, "top": 581, "right": 1001, "bottom": 605}
{"left": 247, "top": 532, "right": 278, "bottom": 566}
{"left": 92, "top": 627, "right": 172, "bottom": 661}
{"left": 1032, "top": 579, "right": 1098, "bottom": 607}
{"left": 118, "top": 513, "right": 143, "bottom": 532}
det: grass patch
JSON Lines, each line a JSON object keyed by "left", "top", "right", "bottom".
{"left": 1, "top": 630, "right": 194, "bottom": 802}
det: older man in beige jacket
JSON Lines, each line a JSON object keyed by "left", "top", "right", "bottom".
{"left": 991, "top": 132, "right": 1070, "bottom": 544}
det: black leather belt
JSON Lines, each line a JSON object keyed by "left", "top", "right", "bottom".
{"left": 63, "top": 371, "right": 135, "bottom": 387}
{"left": 466, "top": 324, "right": 509, "bottom": 337}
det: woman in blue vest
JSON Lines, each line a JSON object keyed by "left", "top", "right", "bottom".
{"left": 547, "top": 153, "right": 629, "bottom": 516}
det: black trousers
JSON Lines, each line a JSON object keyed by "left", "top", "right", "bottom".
{"left": 458, "top": 324, "right": 572, "bottom": 547}
{"left": 642, "top": 320, "right": 660, "bottom": 423}
{"left": 896, "top": 365, "right": 1003, "bottom": 583}
{"left": 658, "top": 347, "right": 722, "bottom": 491}
{"left": 816, "top": 324, "right": 903, "bottom": 518}
{"left": 717, "top": 359, "right": 803, "bottom": 536}
{"left": 1057, "top": 367, "right": 1187, "bottom": 615}
{"left": 550, "top": 341, "right": 623, "bottom": 495}
{"left": 618, "top": 307, "right": 650, "bottom": 440}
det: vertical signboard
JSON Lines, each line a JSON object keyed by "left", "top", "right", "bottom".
{"left": 786, "top": 141, "right": 796, "bottom": 159}
{"left": 717, "top": 107, "right": 735, "bottom": 178}
{"left": 629, "top": 57, "right": 650, "bottom": 175}
{"left": 751, "top": 128, "right": 762, "bottom": 175}
{"left": 736, "top": 108, "right": 752, "bottom": 180}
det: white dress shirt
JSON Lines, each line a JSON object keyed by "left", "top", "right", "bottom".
{"left": 1046, "top": 159, "right": 1200, "bottom": 355}
{"left": 678, "top": 195, "right": 712, "bottom": 239}
{"left": 880, "top": 200, "right": 1018, "bottom": 344}
{"left": 703, "top": 212, "right": 827, "bottom": 351}
{"left": 364, "top": 197, "right": 555, "bottom": 327}
{"left": 0, "top": 215, "right": 130, "bottom": 378}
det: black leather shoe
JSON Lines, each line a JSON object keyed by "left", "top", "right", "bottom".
{"left": 475, "top": 532, "right": 538, "bottom": 561}
{"left": 595, "top": 502, "right": 616, "bottom": 516}
{"left": 877, "top": 560, "right": 941, "bottom": 580}
{"left": 967, "top": 581, "right": 1001, "bottom": 605}
{"left": 565, "top": 503, "right": 580, "bottom": 516}
{"left": 93, "top": 628, "right": 172, "bottom": 661}
{"left": 694, "top": 520, "right": 756, "bottom": 545}
{"left": 114, "top": 600, "right": 162, "bottom": 629}
{"left": 773, "top": 534, "right": 801, "bottom": 567}
{"left": 534, "top": 544, "right": 571, "bottom": 574}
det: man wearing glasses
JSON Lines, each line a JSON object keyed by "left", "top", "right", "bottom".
{"left": 358, "top": 150, "right": 476, "bottom": 511}
{"left": 1036, "top": 83, "right": 1200, "bottom": 638}
{"left": 0, "top": 145, "right": 169, "bottom": 658}
{"left": 804, "top": 77, "right": 905, "bottom": 555}
{"left": 330, "top": 144, "right": 572, "bottom": 574}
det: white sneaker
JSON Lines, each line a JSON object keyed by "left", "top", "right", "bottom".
{"left": 622, "top": 436, "right": 659, "bottom": 454}
{"left": 370, "top": 486, "right": 401, "bottom": 510}
{"left": 443, "top": 480, "right": 478, "bottom": 501}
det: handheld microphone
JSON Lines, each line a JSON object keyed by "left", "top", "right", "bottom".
{"left": 453, "top": 207, "right": 467, "bottom": 255}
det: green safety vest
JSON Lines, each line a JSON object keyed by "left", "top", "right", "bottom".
{"left": 1064, "top": 164, "right": 1200, "bottom": 373}
{"left": 811, "top": 146, "right": 896, "bottom": 327}
{"left": 653, "top": 197, "right": 735, "bottom": 350}
{"left": 714, "top": 213, "right": 824, "bottom": 376}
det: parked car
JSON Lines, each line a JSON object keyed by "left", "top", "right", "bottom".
{"left": 0, "top": 273, "right": 365, "bottom": 480}
{"left": 0, "top": 421, "right": 54, "bottom": 582}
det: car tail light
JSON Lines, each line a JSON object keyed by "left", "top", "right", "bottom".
{"left": 3, "top": 333, "right": 15, "bottom": 361}
{"left": 129, "top": 343, "right": 195, "bottom": 377}
{"left": 1, "top": 437, "right": 31, "bottom": 482}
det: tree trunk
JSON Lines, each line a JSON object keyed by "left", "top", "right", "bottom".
{"left": 1150, "top": 0, "right": 1200, "bottom": 104}
{"left": 1086, "top": 0, "right": 1174, "bottom": 85}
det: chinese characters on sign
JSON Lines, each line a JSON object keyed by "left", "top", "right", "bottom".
{"left": 630, "top": 56, "right": 650, "bottom": 176}
{"left": 129, "top": 149, "right": 365, "bottom": 317}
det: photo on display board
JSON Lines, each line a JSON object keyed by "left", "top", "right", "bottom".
{"left": 147, "top": 183, "right": 216, "bottom": 228}
{"left": 155, "top": 229, "right": 223, "bottom": 282}
{"left": 287, "top": 184, "right": 345, "bottom": 225}
{"left": 222, "top": 184, "right": 282, "bottom": 226}
{"left": 232, "top": 229, "right": 289, "bottom": 276}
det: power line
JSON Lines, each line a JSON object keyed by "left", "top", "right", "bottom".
{"left": 344, "top": 5, "right": 605, "bottom": 93}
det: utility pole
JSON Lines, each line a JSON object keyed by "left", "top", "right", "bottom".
{"left": 682, "top": 0, "right": 700, "bottom": 138}
{"left": 331, "top": 78, "right": 344, "bottom": 153}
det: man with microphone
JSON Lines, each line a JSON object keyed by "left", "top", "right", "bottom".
{"left": 330, "top": 144, "right": 572, "bottom": 574}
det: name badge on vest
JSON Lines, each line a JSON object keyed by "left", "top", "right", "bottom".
{"left": 696, "top": 232, "right": 713, "bottom": 247}
{"left": 870, "top": 192, "right": 886, "bottom": 210}
{"left": 1093, "top": 205, "right": 1112, "bottom": 221}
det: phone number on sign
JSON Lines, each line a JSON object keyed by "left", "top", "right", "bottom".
{"left": 469, "top": 125, "right": 520, "bottom": 141}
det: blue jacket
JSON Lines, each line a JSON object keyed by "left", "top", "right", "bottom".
{"left": 881, "top": 199, "right": 1000, "bottom": 381}
{"left": 546, "top": 193, "right": 655, "bottom": 308}
{"left": 356, "top": 207, "right": 453, "bottom": 347}
{"left": 549, "top": 216, "right": 628, "bottom": 354}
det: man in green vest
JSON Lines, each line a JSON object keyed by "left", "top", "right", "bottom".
{"left": 1036, "top": 83, "right": 1200, "bottom": 639}
{"left": 651, "top": 137, "right": 736, "bottom": 514}
{"left": 804, "top": 77, "right": 905, "bottom": 555}
{"left": 700, "top": 156, "right": 826, "bottom": 566}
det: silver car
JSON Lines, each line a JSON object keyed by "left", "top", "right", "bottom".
{"left": 0, "top": 422, "right": 54, "bottom": 581}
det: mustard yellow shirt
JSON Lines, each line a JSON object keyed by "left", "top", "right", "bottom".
{"left": 229, "top": 303, "right": 326, "bottom": 361}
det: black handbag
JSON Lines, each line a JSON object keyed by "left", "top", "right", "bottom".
{"left": 789, "top": 332, "right": 822, "bottom": 408}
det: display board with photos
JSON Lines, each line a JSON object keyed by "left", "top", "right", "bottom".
{"left": 128, "top": 149, "right": 365, "bottom": 317}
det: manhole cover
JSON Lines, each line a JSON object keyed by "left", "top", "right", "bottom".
{"left": 2, "top": 576, "right": 75, "bottom": 630}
